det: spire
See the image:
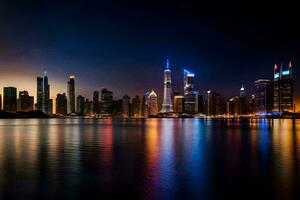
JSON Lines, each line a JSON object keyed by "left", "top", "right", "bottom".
{"left": 166, "top": 56, "right": 170, "bottom": 69}
{"left": 274, "top": 64, "right": 278, "bottom": 70}
{"left": 289, "top": 61, "right": 292, "bottom": 68}
{"left": 240, "top": 84, "right": 244, "bottom": 91}
{"left": 44, "top": 70, "right": 47, "bottom": 77}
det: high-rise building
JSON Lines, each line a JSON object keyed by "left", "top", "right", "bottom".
{"left": 93, "top": 91, "right": 100, "bottom": 114}
{"left": 3, "top": 87, "right": 17, "bottom": 112}
{"left": 84, "top": 99, "right": 92, "bottom": 115}
{"left": 184, "top": 69, "right": 194, "bottom": 95}
{"left": 36, "top": 77, "right": 43, "bottom": 111}
{"left": 173, "top": 95, "right": 185, "bottom": 113}
{"left": 226, "top": 96, "right": 240, "bottom": 116}
{"left": 183, "top": 69, "right": 197, "bottom": 114}
{"left": 132, "top": 95, "right": 141, "bottom": 117}
{"left": 255, "top": 79, "right": 273, "bottom": 114}
{"left": 206, "top": 90, "right": 224, "bottom": 116}
{"left": 148, "top": 90, "right": 158, "bottom": 116}
{"left": 112, "top": 99, "right": 123, "bottom": 117}
{"left": 161, "top": 58, "right": 173, "bottom": 113}
{"left": 36, "top": 73, "right": 52, "bottom": 114}
{"left": 67, "top": 76, "right": 76, "bottom": 113}
{"left": 273, "top": 62, "right": 294, "bottom": 112}
{"left": 56, "top": 93, "right": 68, "bottom": 115}
{"left": 122, "top": 95, "right": 130, "bottom": 118}
{"left": 100, "top": 88, "right": 113, "bottom": 116}
{"left": 198, "top": 94, "right": 205, "bottom": 114}
{"left": 141, "top": 92, "right": 149, "bottom": 117}
{"left": 239, "top": 85, "right": 247, "bottom": 115}
{"left": 76, "top": 95, "right": 85, "bottom": 115}
{"left": 17, "top": 90, "right": 34, "bottom": 112}
{"left": 43, "top": 75, "right": 52, "bottom": 114}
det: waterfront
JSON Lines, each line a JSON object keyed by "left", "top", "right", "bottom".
{"left": 0, "top": 118, "right": 300, "bottom": 199}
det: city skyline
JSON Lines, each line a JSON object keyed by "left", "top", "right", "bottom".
{"left": 0, "top": 60, "right": 298, "bottom": 112}
{"left": 1, "top": 2, "right": 299, "bottom": 110}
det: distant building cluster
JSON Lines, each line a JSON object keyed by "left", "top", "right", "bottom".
{"left": 0, "top": 60, "right": 295, "bottom": 117}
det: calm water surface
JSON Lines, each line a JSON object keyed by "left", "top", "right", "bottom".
{"left": 0, "top": 118, "right": 300, "bottom": 199}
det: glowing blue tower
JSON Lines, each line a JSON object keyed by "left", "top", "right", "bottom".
{"left": 161, "top": 58, "right": 173, "bottom": 113}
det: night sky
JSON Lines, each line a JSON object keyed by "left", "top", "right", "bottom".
{"left": 0, "top": 1, "right": 299, "bottom": 109}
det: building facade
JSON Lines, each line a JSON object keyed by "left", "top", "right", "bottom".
{"left": 56, "top": 93, "right": 68, "bottom": 115}
{"left": 100, "top": 88, "right": 113, "bottom": 116}
{"left": 3, "top": 87, "right": 17, "bottom": 112}
{"left": 76, "top": 95, "right": 85, "bottom": 115}
{"left": 68, "top": 76, "right": 76, "bottom": 113}
{"left": 17, "top": 90, "right": 34, "bottom": 112}
{"left": 273, "top": 62, "right": 294, "bottom": 112}
{"left": 255, "top": 79, "right": 273, "bottom": 114}
{"left": 93, "top": 91, "right": 100, "bottom": 114}
{"left": 122, "top": 95, "right": 130, "bottom": 118}
{"left": 148, "top": 90, "right": 158, "bottom": 116}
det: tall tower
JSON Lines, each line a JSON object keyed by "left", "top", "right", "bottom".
{"left": 161, "top": 58, "right": 173, "bottom": 113}
{"left": 68, "top": 75, "right": 75, "bottom": 113}
{"left": 273, "top": 62, "right": 294, "bottom": 112}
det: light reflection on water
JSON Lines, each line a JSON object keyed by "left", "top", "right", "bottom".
{"left": 0, "top": 118, "right": 300, "bottom": 199}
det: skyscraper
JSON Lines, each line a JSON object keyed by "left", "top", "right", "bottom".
{"left": 93, "top": 91, "right": 100, "bottom": 114}
{"left": 17, "top": 90, "right": 34, "bottom": 112}
{"left": 36, "top": 73, "right": 52, "bottom": 114}
{"left": 122, "top": 95, "right": 130, "bottom": 118}
{"left": 56, "top": 93, "right": 68, "bottom": 115}
{"left": 161, "top": 58, "right": 173, "bottom": 113}
{"left": 76, "top": 95, "right": 85, "bottom": 115}
{"left": 132, "top": 95, "right": 141, "bottom": 117}
{"left": 273, "top": 62, "right": 294, "bottom": 112}
{"left": 184, "top": 69, "right": 194, "bottom": 95}
{"left": 3, "top": 87, "right": 17, "bottom": 112}
{"left": 148, "top": 90, "right": 158, "bottom": 116}
{"left": 183, "top": 69, "right": 197, "bottom": 114}
{"left": 68, "top": 75, "right": 76, "bottom": 114}
{"left": 36, "top": 77, "right": 43, "bottom": 111}
{"left": 255, "top": 79, "right": 273, "bottom": 114}
{"left": 173, "top": 95, "right": 185, "bottom": 113}
{"left": 239, "top": 85, "right": 247, "bottom": 115}
{"left": 100, "top": 88, "right": 113, "bottom": 116}
{"left": 141, "top": 92, "right": 149, "bottom": 117}
{"left": 43, "top": 74, "right": 52, "bottom": 114}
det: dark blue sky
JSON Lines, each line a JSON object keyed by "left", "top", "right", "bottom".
{"left": 0, "top": 1, "right": 299, "bottom": 105}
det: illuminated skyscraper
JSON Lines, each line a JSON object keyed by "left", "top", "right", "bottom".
{"left": 132, "top": 95, "right": 141, "bottom": 117}
{"left": 3, "top": 87, "right": 17, "bottom": 112}
{"left": 239, "top": 85, "right": 247, "bottom": 115}
{"left": 183, "top": 69, "right": 198, "bottom": 114}
{"left": 43, "top": 74, "right": 52, "bottom": 114}
{"left": 161, "top": 58, "right": 173, "bottom": 113}
{"left": 56, "top": 93, "right": 67, "bottom": 115}
{"left": 68, "top": 75, "right": 76, "bottom": 113}
{"left": 273, "top": 62, "right": 294, "bottom": 112}
{"left": 100, "top": 88, "right": 113, "bottom": 116}
{"left": 141, "top": 92, "right": 149, "bottom": 117}
{"left": 173, "top": 95, "right": 185, "bottom": 113}
{"left": 255, "top": 79, "right": 273, "bottom": 114}
{"left": 93, "top": 91, "right": 100, "bottom": 114}
{"left": 148, "top": 90, "right": 158, "bottom": 116}
{"left": 184, "top": 69, "right": 194, "bottom": 95}
{"left": 36, "top": 73, "right": 52, "bottom": 114}
{"left": 17, "top": 90, "right": 34, "bottom": 112}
